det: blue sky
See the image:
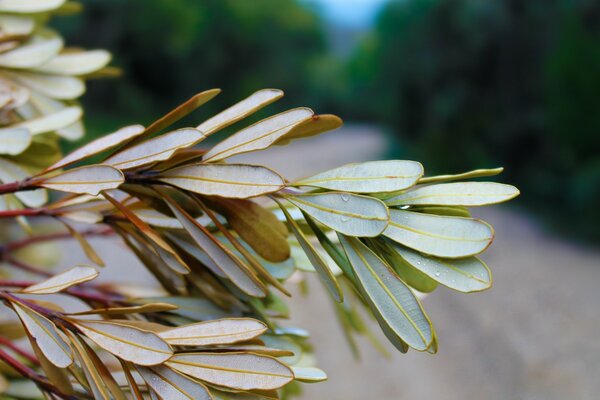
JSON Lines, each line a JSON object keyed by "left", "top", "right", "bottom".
{"left": 303, "top": 0, "right": 388, "bottom": 28}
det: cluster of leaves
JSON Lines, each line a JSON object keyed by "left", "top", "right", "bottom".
{"left": 0, "top": 85, "right": 518, "bottom": 398}
{"left": 0, "top": 1, "right": 519, "bottom": 399}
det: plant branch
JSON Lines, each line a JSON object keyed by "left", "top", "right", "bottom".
{"left": 0, "top": 335, "right": 39, "bottom": 365}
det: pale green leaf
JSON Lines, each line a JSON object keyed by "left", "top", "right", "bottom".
{"left": 34, "top": 50, "right": 111, "bottom": 75}
{"left": 202, "top": 108, "right": 313, "bottom": 162}
{"left": 0, "top": 15, "right": 35, "bottom": 38}
{"left": 197, "top": 88, "right": 283, "bottom": 136}
{"left": 21, "top": 265, "right": 98, "bottom": 294}
{"left": 4, "top": 70, "right": 84, "bottom": 100}
{"left": 104, "top": 128, "right": 203, "bottom": 170}
{"left": 36, "top": 165, "right": 124, "bottom": 195}
{"left": 294, "top": 160, "right": 423, "bottom": 193}
{"left": 339, "top": 235, "right": 433, "bottom": 351}
{"left": 159, "top": 318, "right": 267, "bottom": 346}
{"left": 0, "top": 127, "right": 30, "bottom": 155}
{"left": 73, "top": 320, "right": 173, "bottom": 366}
{"left": 0, "top": 157, "right": 47, "bottom": 207}
{"left": 385, "top": 182, "right": 520, "bottom": 206}
{"left": 157, "top": 163, "right": 284, "bottom": 199}
{"left": 285, "top": 192, "right": 389, "bottom": 237}
{"left": 45, "top": 124, "right": 145, "bottom": 172}
{"left": 383, "top": 209, "right": 494, "bottom": 258}
{"left": 13, "top": 106, "right": 82, "bottom": 135}
{"left": 0, "top": 30, "right": 62, "bottom": 68}
{"left": 0, "top": 0, "right": 65, "bottom": 13}
{"left": 419, "top": 167, "right": 504, "bottom": 184}
{"left": 71, "top": 303, "right": 178, "bottom": 316}
{"left": 166, "top": 352, "right": 294, "bottom": 391}
{"left": 137, "top": 366, "right": 212, "bottom": 400}
{"left": 291, "top": 367, "right": 327, "bottom": 383}
{"left": 394, "top": 246, "right": 492, "bottom": 292}
{"left": 12, "top": 302, "right": 73, "bottom": 368}
{"left": 275, "top": 114, "right": 342, "bottom": 145}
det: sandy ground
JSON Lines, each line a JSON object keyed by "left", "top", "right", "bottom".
{"left": 56, "top": 125, "right": 599, "bottom": 400}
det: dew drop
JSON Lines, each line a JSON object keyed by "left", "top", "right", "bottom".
{"left": 341, "top": 193, "right": 350, "bottom": 202}
{"left": 341, "top": 215, "right": 350, "bottom": 222}
{"left": 434, "top": 271, "right": 441, "bottom": 277}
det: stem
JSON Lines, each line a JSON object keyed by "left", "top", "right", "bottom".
{"left": 4, "top": 228, "right": 114, "bottom": 253}
{"left": 4, "top": 256, "right": 52, "bottom": 277}
{"left": 0, "top": 208, "right": 46, "bottom": 218}
{"left": 0, "top": 336, "right": 39, "bottom": 365}
{"left": 0, "top": 179, "right": 37, "bottom": 196}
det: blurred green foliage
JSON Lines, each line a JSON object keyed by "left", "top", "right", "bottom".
{"left": 346, "top": 0, "right": 600, "bottom": 240}
{"left": 54, "top": 0, "right": 600, "bottom": 240}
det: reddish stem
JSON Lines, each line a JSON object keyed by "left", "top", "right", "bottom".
{"left": 0, "top": 208, "right": 46, "bottom": 218}
{"left": 0, "top": 336, "right": 39, "bottom": 365}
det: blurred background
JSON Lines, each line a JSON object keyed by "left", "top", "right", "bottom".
{"left": 51, "top": 1, "right": 600, "bottom": 399}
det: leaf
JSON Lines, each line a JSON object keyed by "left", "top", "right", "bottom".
{"left": 419, "top": 167, "right": 504, "bottom": 184}
{"left": 0, "top": 0, "right": 66, "bottom": 13}
{"left": 137, "top": 365, "right": 212, "bottom": 400}
{"left": 291, "top": 367, "right": 327, "bottom": 383}
{"left": 21, "top": 265, "right": 98, "bottom": 294}
{"left": 11, "top": 302, "right": 73, "bottom": 368}
{"left": 61, "top": 220, "right": 105, "bottom": 266}
{"left": 275, "top": 114, "right": 343, "bottom": 145}
{"left": 276, "top": 199, "right": 342, "bottom": 302}
{"left": 385, "top": 182, "right": 520, "bottom": 207}
{"left": 159, "top": 318, "right": 267, "bottom": 346}
{"left": 157, "top": 163, "right": 285, "bottom": 199}
{"left": 294, "top": 160, "right": 424, "bottom": 193}
{"left": 202, "top": 108, "right": 314, "bottom": 162}
{"left": 285, "top": 192, "right": 389, "bottom": 237}
{"left": 45, "top": 124, "right": 145, "bottom": 172}
{"left": 393, "top": 246, "right": 492, "bottom": 293}
{"left": 30, "top": 340, "right": 73, "bottom": 396}
{"left": 339, "top": 235, "right": 433, "bottom": 351}
{"left": 73, "top": 320, "right": 173, "bottom": 366}
{"left": 71, "top": 303, "right": 179, "bottom": 316}
{"left": 383, "top": 209, "right": 494, "bottom": 258}
{"left": 13, "top": 106, "right": 82, "bottom": 135}
{"left": 104, "top": 128, "right": 204, "bottom": 170}
{"left": 34, "top": 50, "right": 111, "bottom": 75}
{"left": 5, "top": 70, "right": 84, "bottom": 100}
{"left": 35, "top": 165, "right": 124, "bottom": 195}
{"left": 218, "top": 198, "right": 290, "bottom": 262}
{"left": 0, "top": 127, "right": 31, "bottom": 155}
{"left": 162, "top": 192, "right": 267, "bottom": 297}
{"left": 144, "top": 88, "right": 221, "bottom": 137}
{"left": 0, "top": 30, "right": 62, "bottom": 68}
{"left": 197, "top": 88, "right": 283, "bottom": 136}
{"left": 166, "top": 352, "right": 294, "bottom": 391}
{"left": 0, "top": 158, "right": 47, "bottom": 207}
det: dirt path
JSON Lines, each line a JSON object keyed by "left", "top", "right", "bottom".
{"left": 60, "top": 125, "right": 599, "bottom": 399}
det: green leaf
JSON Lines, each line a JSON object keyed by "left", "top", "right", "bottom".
{"left": 277, "top": 199, "right": 343, "bottom": 302}
{"left": 0, "top": 0, "right": 66, "bottom": 13}
{"left": 294, "top": 160, "right": 423, "bottom": 193}
{"left": 291, "top": 367, "right": 327, "bottom": 383}
{"left": 166, "top": 352, "right": 294, "bottom": 391}
{"left": 12, "top": 302, "right": 73, "bottom": 368}
{"left": 197, "top": 88, "right": 283, "bottom": 136}
{"left": 202, "top": 108, "right": 314, "bottom": 162}
{"left": 33, "top": 49, "right": 111, "bottom": 76}
{"left": 385, "top": 182, "right": 520, "bottom": 207}
{"left": 339, "top": 235, "right": 433, "bottom": 351}
{"left": 104, "top": 128, "right": 204, "bottom": 170}
{"left": 21, "top": 265, "right": 98, "bottom": 294}
{"left": 137, "top": 365, "right": 212, "bottom": 400}
{"left": 0, "top": 127, "right": 31, "bottom": 155}
{"left": 73, "top": 320, "right": 173, "bottom": 366}
{"left": 157, "top": 163, "right": 285, "bottom": 199}
{"left": 393, "top": 246, "right": 492, "bottom": 293}
{"left": 275, "top": 114, "right": 343, "bottom": 145}
{"left": 35, "top": 165, "right": 124, "bottom": 195}
{"left": 159, "top": 318, "right": 267, "bottom": 346}
{"left": 384, "top": 209, "right": 494, "bottom": 258}
{"left": 418, "top": 167, "right": 504, "bottom": 184}
{"left": 13, "top": 106, "right": 82, "bottom": 135}
{"left": 285, "top": 192, "right": 389, "bottom": 237}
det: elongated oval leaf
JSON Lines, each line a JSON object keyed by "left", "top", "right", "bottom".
{"left": 36, "top": 165, "right": 124, "bottom": 195}
{"left": 197, "top": 88, "right": 283, "bottom": 136}
{"left": 419, "top": 167, "right": 504, "bottom": 184}
{"left": 277, "top": 200, "right": 342, "bottom": 302}
{"left": 291, "top": 367, "right": 327, "bottom": 383}
{"left": 394, "top": 246, "right": 492, "bottom": 292}
{"left": 13, "top": 106, "right": 82, "bottom": 135}
{"left": 5, "top": 70, "right": 84, "bottom": 100}
{"left": 162, "top": 194, "right": 267, "bottom": 297}
{"left": 0, "top": 127, "right": 31, "bottom": 155}
{"left": 285, "top": 192, "right": 389, "bottom": 237}
{"left": 73, "top": 320, "right": 173, "bottom": 366}
{"left": 71, "top": 303, "right": 178, "bottom": 316}
{"left": 294, "top": 160, "right": 424, "bottom": 193}
{"left": 0, "top": 31, "right": 62, "bottom": 68}
{"left": 275, "top": 114, "right": 342, "bottom": 145}
{"left": 385, "top": 182, "right": 519, "bottom": 206}
{"left": 34, "top": 50, "right": 111, "bottom": 75}
{"left": 104, "top": 128, "right": 203, "bottom": 170}
{"left": 339, "top": 235, "right": 433, "bottom": 350}
{"left": 0, "top": 0, "right": 65, "bottom": 13}
{"left": 21, "top": 265, "right": 98, "bottom": 294}
{"left": 12, "top": 302, "right": 73, "bottom": 368}
{"left": 203, "top": 108, "right": 313, "bottom": 162}
{"left": 166, "top": 352, "right": 294, "bottom": 390}
{"left": 383, "top": 209, "right": 494, "bottom": 258}
{"left": 0, "top": 157, "right": 47, "bottom": 207}
{"left": 45, "top": 125, "right": 145, "bottom": 172}
{"left": 157, "top": 163, "right": 285, "bottom": 199}
{"left": 137, "top": 366, "right": 212, "bottom": 400}
{"left": 159, "top": 318, "right": 267, "bottom": 346}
